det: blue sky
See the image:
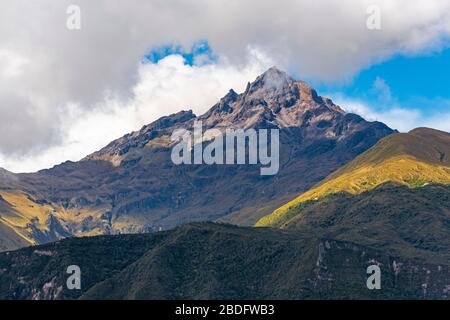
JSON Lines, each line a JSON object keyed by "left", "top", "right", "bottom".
{"left": 318, "top": 48, "right": 450, "bottom": 114}
{"left": 143, "top": 41, "right": 217, "bottom": 66}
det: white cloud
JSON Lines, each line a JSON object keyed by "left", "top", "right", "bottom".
{"left": 423, "top": 113, "right": 450, "bottom": 133}
{"left": 372, "top": 77, "right": 393, "bottom": 102}
{"left": 1, "top": 0, "right": 450, "bottom": 172}
{"left": 331, "top": 95, "right": 450, "bottom": 133}
{"left": 0, "top": 50, "right": 29, "bottom": 77}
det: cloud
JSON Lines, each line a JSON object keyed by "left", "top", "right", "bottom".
{"left": 423, "top": 112, "right": 450, "bottom": 133}
{"left": 330, "top": 77, "right": 450, "bottom": 133}
{"left": 372, "top": 77, "right": 393, "bottom": 102}
{"left": 331, "top": 94, "right": 450, "bottom": 133}
{"left": 1, "top": 0, "right": 450, "bottom": 172}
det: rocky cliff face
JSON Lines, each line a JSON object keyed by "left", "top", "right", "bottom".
{"left": 311, "top": 238, "right": 450, "bottom": 299}
{"left": 0, "top": 68, "right": 395, "bottom": 250}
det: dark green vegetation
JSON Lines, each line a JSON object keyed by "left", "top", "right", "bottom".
{"left": 0, "top": 232, "right": 169, "bottom": 299}
{"left": 0, "top": 221, "right": 448, "bottom": 300}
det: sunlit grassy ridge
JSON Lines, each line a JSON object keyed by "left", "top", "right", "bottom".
{"left": 0, "top": 192, "right": 53, "bottom": 245}
{"left": 0, "top": 191, "right": 107, "bottom": 246}
{"left": 256, "top": 128, "right": 450, "bottom": 227}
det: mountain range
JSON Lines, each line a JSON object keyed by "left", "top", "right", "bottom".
{"left": 0, "top": 67, "right": 394, "bottom": 251}
{"left": 0, "top": 68, "right": 449, "bottom": 300}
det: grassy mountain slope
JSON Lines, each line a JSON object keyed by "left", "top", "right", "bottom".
{"left": 0, "top": 190, "right": 108, "bottom": 251}
{"left": 0, "top": 221, "right": 30, "bottom": 252}
{"left": 257, "top": 128, "right": 450, "bottom": 227}
{"left": 1, "top": 222, "right": 449, "bottom": 300}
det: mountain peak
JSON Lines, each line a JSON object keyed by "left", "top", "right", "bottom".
{"left": 85, "top": 67, "right": 393, "bottom": 165}
{"left": 243, "top": 67, "right": 340, "bottom": 110}
{"left": 409, "top": 127, "right": 450, "bottom": 139}
{"left": 246, "top": 67, "right": 292, "bottom": 94}
{"left": 260, "top": 66, "right": 291, "bottom": 81}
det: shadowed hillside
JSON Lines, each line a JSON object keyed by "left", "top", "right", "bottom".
{"left": 1, "top": 222, "right": 448, "bottom": 300}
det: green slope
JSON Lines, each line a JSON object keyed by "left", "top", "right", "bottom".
{"left": 273, "top": 183, "right": 450, "bottom": 260}
{"left": 82, "top": 222, "right": 449, "bottom": 300}
{"left": 257, "top": 128, "right": 450, "bottom": 227}
{"left": 0, "top": 232, "right": 170, "bottom": 300}
{"left": 1, "top": 222, "right": 449, "bottom": 300}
